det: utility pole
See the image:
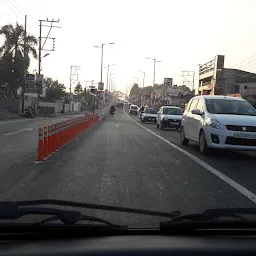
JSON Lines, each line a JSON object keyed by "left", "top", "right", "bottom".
{"left": 181, "top": 70, "right": 195, "bottom": 90}
{"left": 22, "top": 15, "right": 27, "bottom": 113}
{"left": 69, "top": 65, "right": 81, "bottom": 96}
{"left": 38, "top": 19, "right": 60, "bottom": 74}
{"left": 38, "top": 18, "right": 61, "bottom": 111}
{"left": 38, "top": 20, "right": 42, "bottom": 75}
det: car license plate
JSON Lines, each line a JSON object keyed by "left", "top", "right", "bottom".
{"left": 148, "top": 118, "right": 152, "bottom": 120}
{"left": 233, "top": 132, "right": 256, "bottom": 139}
{"left": 170, "top": 121, "right": 179, "bottom": 125}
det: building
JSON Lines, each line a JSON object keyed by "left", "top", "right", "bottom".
{"left": 164, "top": 85, "right": 193, "bottom": 108}
{"left": 198, "top": 55, "right": 256, "bottom": 96}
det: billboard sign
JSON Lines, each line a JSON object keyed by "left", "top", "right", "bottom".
{"left": 164, "top": 78, "right": 173, "bottom": 94}
{"left": 24, "top": 73, "right": 36, "bottom": 93}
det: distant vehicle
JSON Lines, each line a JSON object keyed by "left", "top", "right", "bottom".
{"left": 116, "top": 102, "right": 123, "bottom": 108}
{"left": 129, "top": 105, "right": 139, "bottom": 115}
{"left": 156, "top": 106, "right": 183, "bottom": 130}
{"left": 181, "top": 95, "right": 256, "bottom": 155}
{"left": 141, "top": 108, "right": 157, "bottom": 123}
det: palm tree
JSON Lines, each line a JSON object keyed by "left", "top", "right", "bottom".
{"left": 0, "top": 22, "right": 38, "bottom": 97}
{"left": 0, "top": 22, "right": 37, "bottom": 58}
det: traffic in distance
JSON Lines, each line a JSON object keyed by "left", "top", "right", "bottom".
{"left": 118, "top": 95, "right": 256, "bottom": 155}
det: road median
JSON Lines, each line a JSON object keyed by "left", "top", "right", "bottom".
{"left": 35, "top": 113, "right": 99, "bottom": 163}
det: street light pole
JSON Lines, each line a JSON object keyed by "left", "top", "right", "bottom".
{"left": 153, "top": 59, "right": 156, "bottom": 87}
{"left": 146, "top": 57, "right": 162, "bottom": 87}
{"left": 138, "top": 70, "right": 145, "bottom": 89}
{"left": 107, "top": 64, "right": 109, "bottom": 90}
{"left": 138, "top": 70, "right": 146, "bottom": 105}
{"left": 107, "top": 64, "right": 115, "bottom": 91}
{"left": 100, "top": 44, "right": 104, "bottom": 83}
{"left": 109, "top": 73, "right": 116, "bottom": 92}
{"left": 133, "top": 76, "right": 139, "bottom": 85}
{"left": 94, "top": 42, "right": 114, "bottom": 89}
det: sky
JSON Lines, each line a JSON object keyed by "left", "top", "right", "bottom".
{"left": 1, "top": 0, "right": 256, "bottom": 94}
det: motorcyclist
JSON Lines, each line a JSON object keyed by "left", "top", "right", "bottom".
{"left": 139, "top": 106, "right": 145, "bottom": 118}
{"left": 110, "top": 105, "right": 116, "bottom": 113}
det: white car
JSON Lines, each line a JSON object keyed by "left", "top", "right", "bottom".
{"left": 129, "top": 105, "right": 139, "bottom": 115}
{"left": 141, "top": 108, "right": 157, "bottom": 123}
{"left": 156, "top": 106, "right": 183, "bottom": 130}
{"left": 180, "top": 95, "right": 256, "bottom": 155}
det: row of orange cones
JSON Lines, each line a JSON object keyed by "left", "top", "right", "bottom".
{"left": 35, "top": 114, "right": 99, "bottom": 163}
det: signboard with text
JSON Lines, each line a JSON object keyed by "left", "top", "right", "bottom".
{"left": 24, "top": 73, "right": 36, "bottom": 93}
{"left": 164, "top": 78, "right": 173, "bottom": 94}
{"left": 98, "top": 82, "right": 104, "bottom": 90}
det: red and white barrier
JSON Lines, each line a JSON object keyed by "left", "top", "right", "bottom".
{"left": 35, "top": 114, "right": 99, "bottom": 163}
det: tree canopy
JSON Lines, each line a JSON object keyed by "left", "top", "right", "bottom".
{"left": 0, "top": 22, "right": 38, "bottom": 98}
{"left": 74, "top": 81, "right": 83, "bottom": 95}
{"left": 44, "top": 77, "right": 67, "bottom": 102}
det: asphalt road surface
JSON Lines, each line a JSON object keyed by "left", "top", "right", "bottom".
{"left": 0, "top": 107, "right": 256, "bottom": 227}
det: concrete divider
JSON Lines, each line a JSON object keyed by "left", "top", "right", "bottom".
{"left": 35, "top": 113, "right": 100, "bottom": 163}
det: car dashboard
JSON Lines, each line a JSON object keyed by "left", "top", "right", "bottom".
{"left": 2, "top": 234, "right": 256, "bottom": 256}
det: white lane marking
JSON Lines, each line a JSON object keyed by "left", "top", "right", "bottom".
{"left": 99, "top": 110, "right": 109, "bottom": 120}
{"left": 123, "top": 108, "right": 256, "bottom": 204}
{"left": 2, "top": 128, "right": 33, "bottom": 136}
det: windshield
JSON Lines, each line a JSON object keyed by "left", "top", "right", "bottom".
{"left": 206, "top": 99, "right": 256, "bottom": 116}
{"left": 1, "top": 0, "right": 256, "bottom": 230}
{"left": 163, "top": 108, "right": 183, "bottom": 115}
{"left": 145, "top": 108, "right": 157, "bottom": 114}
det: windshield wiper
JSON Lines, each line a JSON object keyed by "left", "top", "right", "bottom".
{"left": 0, "top": 202, "right": 125, "bottom": 227}
{"left": 0, "top": 200, "right": 180, "bottom": 226}
{"left": 160, "top": 208, "right": 256, "bottom": 230}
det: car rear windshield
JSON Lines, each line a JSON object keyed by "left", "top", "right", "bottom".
{"left": 131, "top": 106, "right": 137, "bottom": 109}
{"left": 163, "top": 108, "right": 182, "bottom": 115}
{"left": 205, "top": 99, "right": 256, "bottom": 116}
{"left": 145, "top": 108, "right": 157, "bottom": 114}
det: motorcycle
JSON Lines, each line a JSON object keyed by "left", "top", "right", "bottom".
{"left": 24, "top": 105, "right": 36, "bottom": 118}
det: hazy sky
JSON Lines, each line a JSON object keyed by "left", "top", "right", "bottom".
{"left": 1, "top": 0, "right": 256, "bottom": 93}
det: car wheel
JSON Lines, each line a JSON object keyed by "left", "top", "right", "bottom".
{"left": 199, "top": 130, "right": 210, "bottom": 155}
{"left": 180, "top": 127, "right": 189, "bottom": 146}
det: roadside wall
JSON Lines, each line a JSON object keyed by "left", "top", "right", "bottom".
{"left": 0, "top": 98, "right": 22, "bottom": 113}
{"left": 39, "top": 102, "right": 60, "bottom": 113}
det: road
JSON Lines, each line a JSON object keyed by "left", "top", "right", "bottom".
{"left": 0, "top": 107, "right": 256, "bottom": 227}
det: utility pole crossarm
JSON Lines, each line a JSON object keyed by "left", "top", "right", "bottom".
{"left": 69, "top": 65, "right": 81, "bottom": 96}
{"left": 181, "top": 70, "right": 195, "bottom": 90}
